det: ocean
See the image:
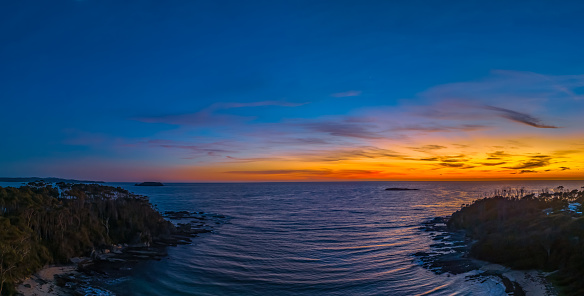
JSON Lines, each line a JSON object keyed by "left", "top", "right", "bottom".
{"left": 26, "top": 181, "right": 584, "bottom": 295}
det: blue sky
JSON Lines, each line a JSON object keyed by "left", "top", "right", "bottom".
{"left": 2, "top": 1, "right": 584, "bottom": 181}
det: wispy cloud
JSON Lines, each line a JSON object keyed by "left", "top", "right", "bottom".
{"left": 264, "top": 137, "right": 333, "bottom": 146}
{"left": 331, "top": 90, "right": 362, "bottom": 97}
{"left": 136, "top": 111, "right": 254, "bottom": 127}
{"left": 301, "top": 121, "right": 383, "bottom": 139}
{"left": 207, "top": 101, "right": 307, "bottom": 109}
{"left": 483, "top": 105, "right": 559, "bottom": 128}
{"left": 394, "top": 124, "right": 486, "bottom": 132}
{"left": 422, "top": 70, "right": 584, "bottom": 104}
{"left": 224, "top": 168, "right": 390, "bottom": 179}
{"left": 411, "top": 70, "right": 584, "bottom": 131}
{"left": 409, "top": 145, "right": 447, "bottom": 153}
{"left": 299, "top": 146, "right": 404, "bottom": 162}
{"left": 120, "top": 71, "right": 584, "bottom": 181}
{"left": 135, "top": 100, "right": 306, "bottom": 127}
{"left": 224, "top": 156, "right": 284, "bottom": 163}
{"left": 486, "top": 151, "right": 514, "bottom": 160}
{"left": 146, "top": 139, "right": 238, "bottom": 157}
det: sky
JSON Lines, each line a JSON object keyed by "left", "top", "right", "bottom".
{"left": 1, "top": 0, "right": 584, "bottom": 182}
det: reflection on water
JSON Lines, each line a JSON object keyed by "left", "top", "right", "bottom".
{"left": 88, "top": 181, "right": 583, "bottom": 295}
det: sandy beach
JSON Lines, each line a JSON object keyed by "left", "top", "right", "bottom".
{"left": 504, "top": 269, "right": 556, "bottom": 296}
{"left": 16, "top": 266, "right": 77, "bottom": 296}
{"left": 481, "top": 264, "right": 557, "bottom": 296}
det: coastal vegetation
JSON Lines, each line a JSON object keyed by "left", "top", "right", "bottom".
{"left": 0, "top": 182, "right": 175, "bottom": 295}
{"left": 448, "top": 186, "right": 584, "bottom": 295}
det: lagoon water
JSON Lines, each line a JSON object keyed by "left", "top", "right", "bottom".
{"left": 95, "top": 181, "right": 583, "bottom": 295}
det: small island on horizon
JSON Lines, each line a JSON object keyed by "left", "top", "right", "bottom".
{"left": 385, "top": 187, "right": 419, "bottom": 191}
{"left": 135, "top": 181, "right": 164, "bottom": 186}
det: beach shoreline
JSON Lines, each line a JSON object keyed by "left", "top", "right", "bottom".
{"left": 481, "top": 263, "right": 557, "bottom": 296}
{"left": 419, "top": 217, "right": 558, "bottom": 295}
{"left": 16, "top": 265, "right": 77, "bottom": 296}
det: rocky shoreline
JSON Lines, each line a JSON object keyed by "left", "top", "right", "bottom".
{"left": 16, "top": 210, "right": 228, "bottom": 296}
{"left": 416, "top": 217, "right": 557, "bottom": 296}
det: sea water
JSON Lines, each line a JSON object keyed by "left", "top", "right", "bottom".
{"left": 76, "top": 181, "right": 584, "bottom": 295}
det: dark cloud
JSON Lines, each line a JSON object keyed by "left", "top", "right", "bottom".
{"left": 437, "top": 163, "right": 475, "bottom": 169}
{"left": 505, "top": 155, "right": 551, "bottom": 170}
{"left": 408, "top": 155, "right": 467, "bottom": 163}
{"left": 519, "top": 170, "right": 538, "bottom": 174}
{"left": 484, "top": 105, "right": 559, "bottom": 128}
{"left": 486, "top": 151, "right": 513, "bottom": 160}
{"left": 439, "top": 163, "right": 466, "bottom": 168}
{"left": 479, "top": 162, "right": 507, "bottom": 166}
{"left": 409, "top": 145, "right": 447, "bottom": 153}
{"left": 419, "top": 157, "right": 440, "bottom": 161}
{"left": 440, "top": 156, "right": 468, "bottom": 163}
{"left": 560, "top": 166, "right": 571, "bottom": 170}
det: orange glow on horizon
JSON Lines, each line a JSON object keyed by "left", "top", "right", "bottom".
{"left": 148, "top": 131, "right": 584, "bottom": 182}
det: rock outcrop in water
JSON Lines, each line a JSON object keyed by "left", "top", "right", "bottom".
{"left": 447, "top": 187, "right": 584, "bottom": 295}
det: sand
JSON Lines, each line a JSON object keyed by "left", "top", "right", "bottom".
{"left": 481, "top": 264, "right": 557, "bottom": 295}
{"left": 16, "top": 265, "right": 77, "bottom": 296}
{"left": 504, "top": 269, "right": 556, "bottom": 296}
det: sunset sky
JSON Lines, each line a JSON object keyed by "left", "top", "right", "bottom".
{"left": 2, "top": 1, "right": 584, "bottom": 182}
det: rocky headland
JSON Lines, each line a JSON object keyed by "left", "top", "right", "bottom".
{"left": 421, "top": 186, "right": 584, "bottom": 295}
{"left": 0, "top": 182, "right": 224, "bottom": 295}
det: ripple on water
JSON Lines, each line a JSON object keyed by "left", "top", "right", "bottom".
{"left": 100, "top": 181, "right": 580, "bottom": 295}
